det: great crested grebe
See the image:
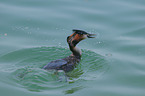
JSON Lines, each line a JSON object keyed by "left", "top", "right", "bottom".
{"left": 43, "top": 29, "right": 95, "bottom": 72}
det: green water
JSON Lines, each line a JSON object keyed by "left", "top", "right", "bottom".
{"left": 0, "top": 0, "right": 145, "bottom": 96}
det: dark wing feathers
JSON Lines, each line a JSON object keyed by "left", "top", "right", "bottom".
{"left": 43, "top": 59, "right": 67, "bottom": 70}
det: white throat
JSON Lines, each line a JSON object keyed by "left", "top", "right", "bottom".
{"left": 73, "top": 46, "right": 82, "bottom": 55}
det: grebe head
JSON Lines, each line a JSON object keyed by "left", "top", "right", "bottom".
{"left": 67, "top": 29, "right": 96, "bottom": 47}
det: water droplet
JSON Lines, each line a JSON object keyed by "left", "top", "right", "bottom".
{"left": 4, "top": 33, "right": 7, "bottom": 36}
{"left": 28, "top": 32, "right": 32, "bottom": 34}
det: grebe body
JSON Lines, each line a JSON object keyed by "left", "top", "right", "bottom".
{"left": 43, "top": 29, "right": 95, "bottom": 72}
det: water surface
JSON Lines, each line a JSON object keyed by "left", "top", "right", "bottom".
{"left": 0, "top": 0, "right": 145, "bottom": 96}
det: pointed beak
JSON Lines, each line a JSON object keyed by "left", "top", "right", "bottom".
{"left": 87, "top": 34, "right": 96, "bottom": 38}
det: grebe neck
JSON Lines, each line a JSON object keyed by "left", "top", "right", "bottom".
{"left": 69, "top": 46, "right": 82, "bottom": 59}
